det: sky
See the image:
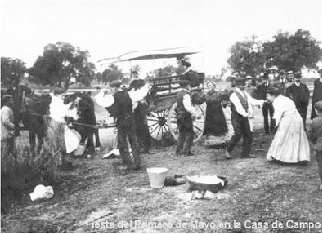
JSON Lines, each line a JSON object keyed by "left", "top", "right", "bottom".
{"left": 1, "top": 0, "right": 322, "bottom": 75}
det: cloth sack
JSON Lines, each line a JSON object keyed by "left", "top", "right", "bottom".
{"left": 64, "top": 126, "right": 81, "bottom": 154}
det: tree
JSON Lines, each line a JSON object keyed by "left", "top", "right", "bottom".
{"left": 1, "top": 57, "right": 26, "bottom": 87}
{"left": 157, "top": 65, "right": 177, "bottom": 77}
{"left": 131, "top": 64, "right": 141, "bottom": 73}
{"left": 95, "top": 72, "right": 103, "bottom": 84}
{"left": 227, "top": 37, "right": 266, "bottom": 77}
{"left": 262, "top": 29, "right": 322, "bottom": 72}
{"left": 102, "top": 64, "right": 123, "bottom": 84}
{"left": 31, "top": 42, "right": 95, "bottom": 88}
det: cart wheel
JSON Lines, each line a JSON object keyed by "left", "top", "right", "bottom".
{"left": 167, "top": 102, "right": 206, "bottom": 142}
{"left": 147, "top": 109, "right": 171, "bottom": 141}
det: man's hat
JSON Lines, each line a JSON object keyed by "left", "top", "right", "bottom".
{"left": 294, "top": 72, "right": 302, "bottom": 79}
{"left": 235, "top": 78, "right": 246, "bottom": 86}
{"left": 182, "top": 55, "right": 192, "bottom": 65}
{"left": 110, "top": 80, "right": 122, "bottom": 87}
{"left": 246, "top": 75, "right": 253, "bottom": 79}
{"left": 1, "top": 95, "right": 13, "bottom": 106}
{"left": 314, "top": 100, "right": 322, "bottom": 113}
{"left": 287, "top": 70, "right": 293, "bottom": 74}
{"left": 179, "top": 79, "right": 191, "bottom": 87}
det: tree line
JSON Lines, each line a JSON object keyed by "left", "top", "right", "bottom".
{"left": 2, "top": 29, "right": 322, "bottom": 89}
{"left": 228, "top": 29, "right": 322, "bottom": 77}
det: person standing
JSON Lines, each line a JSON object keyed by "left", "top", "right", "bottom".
{"left": 285, "top": 72, "right": 310, "bottom": 130}
{"left": 203, "top": 81, "right": 227, "bottom": 137}
{"left": 86, "top": 91, "right": 101, "bottom": 150}
{"left": 176, "top": 80, "right": 197, "bottom": 156}
{"left": 266, "top": 88, "right": 310, "bottom": 164}
{"left": 311, "top": 69, "right": 322, "bottom": 119}
{"left": 255, "top": 74, "right": 276, "bottom": 134}
{"left": 179, "top": 56, "right": 200, "bottom": 88}
{"left": 1, "top": 95, "right": 15, "bottom": 155}
{"left": 307, "top": 101, "right": 322, "bottom": 190}
{"left": 129, "top": 74, "right": 154, "bottom": 154}
{"left": 226, "top": 78, "right": 265, "bottom": 159}
{"left": 95, "top": 80, "right": 149, "bottom": 171}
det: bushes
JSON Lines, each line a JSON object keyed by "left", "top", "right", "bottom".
{"left": 1, "top": 121, "right": 65, "bottom": 213}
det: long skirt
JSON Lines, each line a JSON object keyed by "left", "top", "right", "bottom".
{"left": 204, "top": 105, "right": 234, "bottom": 146}
{"left": 267, "top": 110, "right": 310, "bottom": 163}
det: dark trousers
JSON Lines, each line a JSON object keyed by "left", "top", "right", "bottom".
{"left": 137, "top": 124, "right": 151, "bottom": 152}
{"left": 176, "top": 115, "right": 194, "bottom": 154}
{"left": 316, "top": 150, "right": 322, "bottom": 183}
{"left": 77, "top": 126, "right": 94, "bottom": 154}
{"left": 262, "top": 102, "right": 276, "bottom": 133}
{"left": 118, "top": 118, "right": 141, "bottom": 169}
{"left": 93, "top": 128, "right": 101, "bottom": 148}
{"left": 227, "top": 114, "right": 253, "bottom": 157}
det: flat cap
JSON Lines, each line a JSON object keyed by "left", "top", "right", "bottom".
{"left": 314, "top": 101, "right": 322, "bottom": 113}
{"left": 110, "top": 80, "right": 122, "bottom": 87}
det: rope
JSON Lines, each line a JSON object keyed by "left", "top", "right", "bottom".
{"left": 24, "top": 112, "right": 116, "bottom": 129}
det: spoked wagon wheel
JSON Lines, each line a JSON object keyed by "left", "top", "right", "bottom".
{"left": 167, "top": 102, "right": 206, "bottom": 142}
{"left": 147, "top": 109, "right": 172, "bottom": 141}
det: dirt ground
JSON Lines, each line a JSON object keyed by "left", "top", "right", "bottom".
{"left": 1, "top": 128, "right": 322, "bottom": 233}
{"left": 2, "top": 98, "right": 322, "bottom": 233}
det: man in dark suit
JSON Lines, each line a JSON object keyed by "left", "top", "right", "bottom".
{"left": 255, "top": 73, "right": 276, "bottom": 134}
{"left": 285, "top": 72, "right": 310, "bottom": 130}
{"left": 311, "top": 69, "right": 322, "bottom": 119}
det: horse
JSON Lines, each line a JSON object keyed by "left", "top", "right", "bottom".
{"left": 20, "top": 93, "right": 52, "bottom": 152}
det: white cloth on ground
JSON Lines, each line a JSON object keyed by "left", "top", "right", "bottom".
{"left": 64, "top": 126, "right": 81, "bottom": 154}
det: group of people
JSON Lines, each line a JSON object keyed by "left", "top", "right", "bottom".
{"left": 177, "top": 68, "right": 322, "bottom": 190}
{"left": 2, "top": 57, "right": 322, "bottom": 188}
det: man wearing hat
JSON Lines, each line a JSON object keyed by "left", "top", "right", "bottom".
{"left": 254, "top": 72, "right": 276, "bottom": 134}
{"left": 285, "top": 72, "right": 310, "bottom": 130}
{"left": 226, "top": 77, "right": 265, "bottom": 159}
{"left": 1, "top": 95, "right": 15, "bottom": 155}
{"left": 311, "top": 69, "right": 322, "bottom": 119}
{"left": 95, "top": 80, "right": 150, "bottom": 171}
{"left": 176, "top": 79, "right": 197, "bottom": 156}
{"left": 179, "top": 55, "right": 200, "bottom": 87}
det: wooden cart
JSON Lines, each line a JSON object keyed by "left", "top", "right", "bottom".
{"left": 99, "top": 47, "right": 206, "bottom": 142}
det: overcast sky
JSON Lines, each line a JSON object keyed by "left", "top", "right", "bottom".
{"left": 1, "top": 0, "right": 322, "bottom": 75}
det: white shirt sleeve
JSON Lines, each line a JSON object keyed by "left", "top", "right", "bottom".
{"left": 244, "top": 92, "right": 265, "bottom": 106}
{"left": 128, "top": 85, "right": 150, "bottom": 102}
{"left": 95, "top": 91, "right": 114, "bottom": 108}
{"left": 183, "top": 94, "right": 196, "bottom": 116}
{"left": 272, "top": 97, "right": 283, "bottom": 126}
{"left": 230, "top": 92, "right": 248, "bottom": 117}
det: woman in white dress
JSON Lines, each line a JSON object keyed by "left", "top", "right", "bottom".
{"left": 266, "top": 88, "right": 310, "bottom": 163}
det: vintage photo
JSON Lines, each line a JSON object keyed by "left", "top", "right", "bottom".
{"left": 1, "top": 0, "right": 322, "bottom": 232}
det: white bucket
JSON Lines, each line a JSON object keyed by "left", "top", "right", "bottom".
{"left": 147, "top": 167, "right": 168, "bottom": 188}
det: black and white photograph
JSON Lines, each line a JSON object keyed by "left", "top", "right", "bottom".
{"left": 1, "top": 0, "right": 322, "bottom": 232}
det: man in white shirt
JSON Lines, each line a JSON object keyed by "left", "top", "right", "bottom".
{"left": 176, "top": 80, "right": 197, "bottom": 156}
{"left": 226, "top": 78, "right": 265, "bottom": 159}
{"left": 1, "top": 95, "right": 15, "bottom": 155}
